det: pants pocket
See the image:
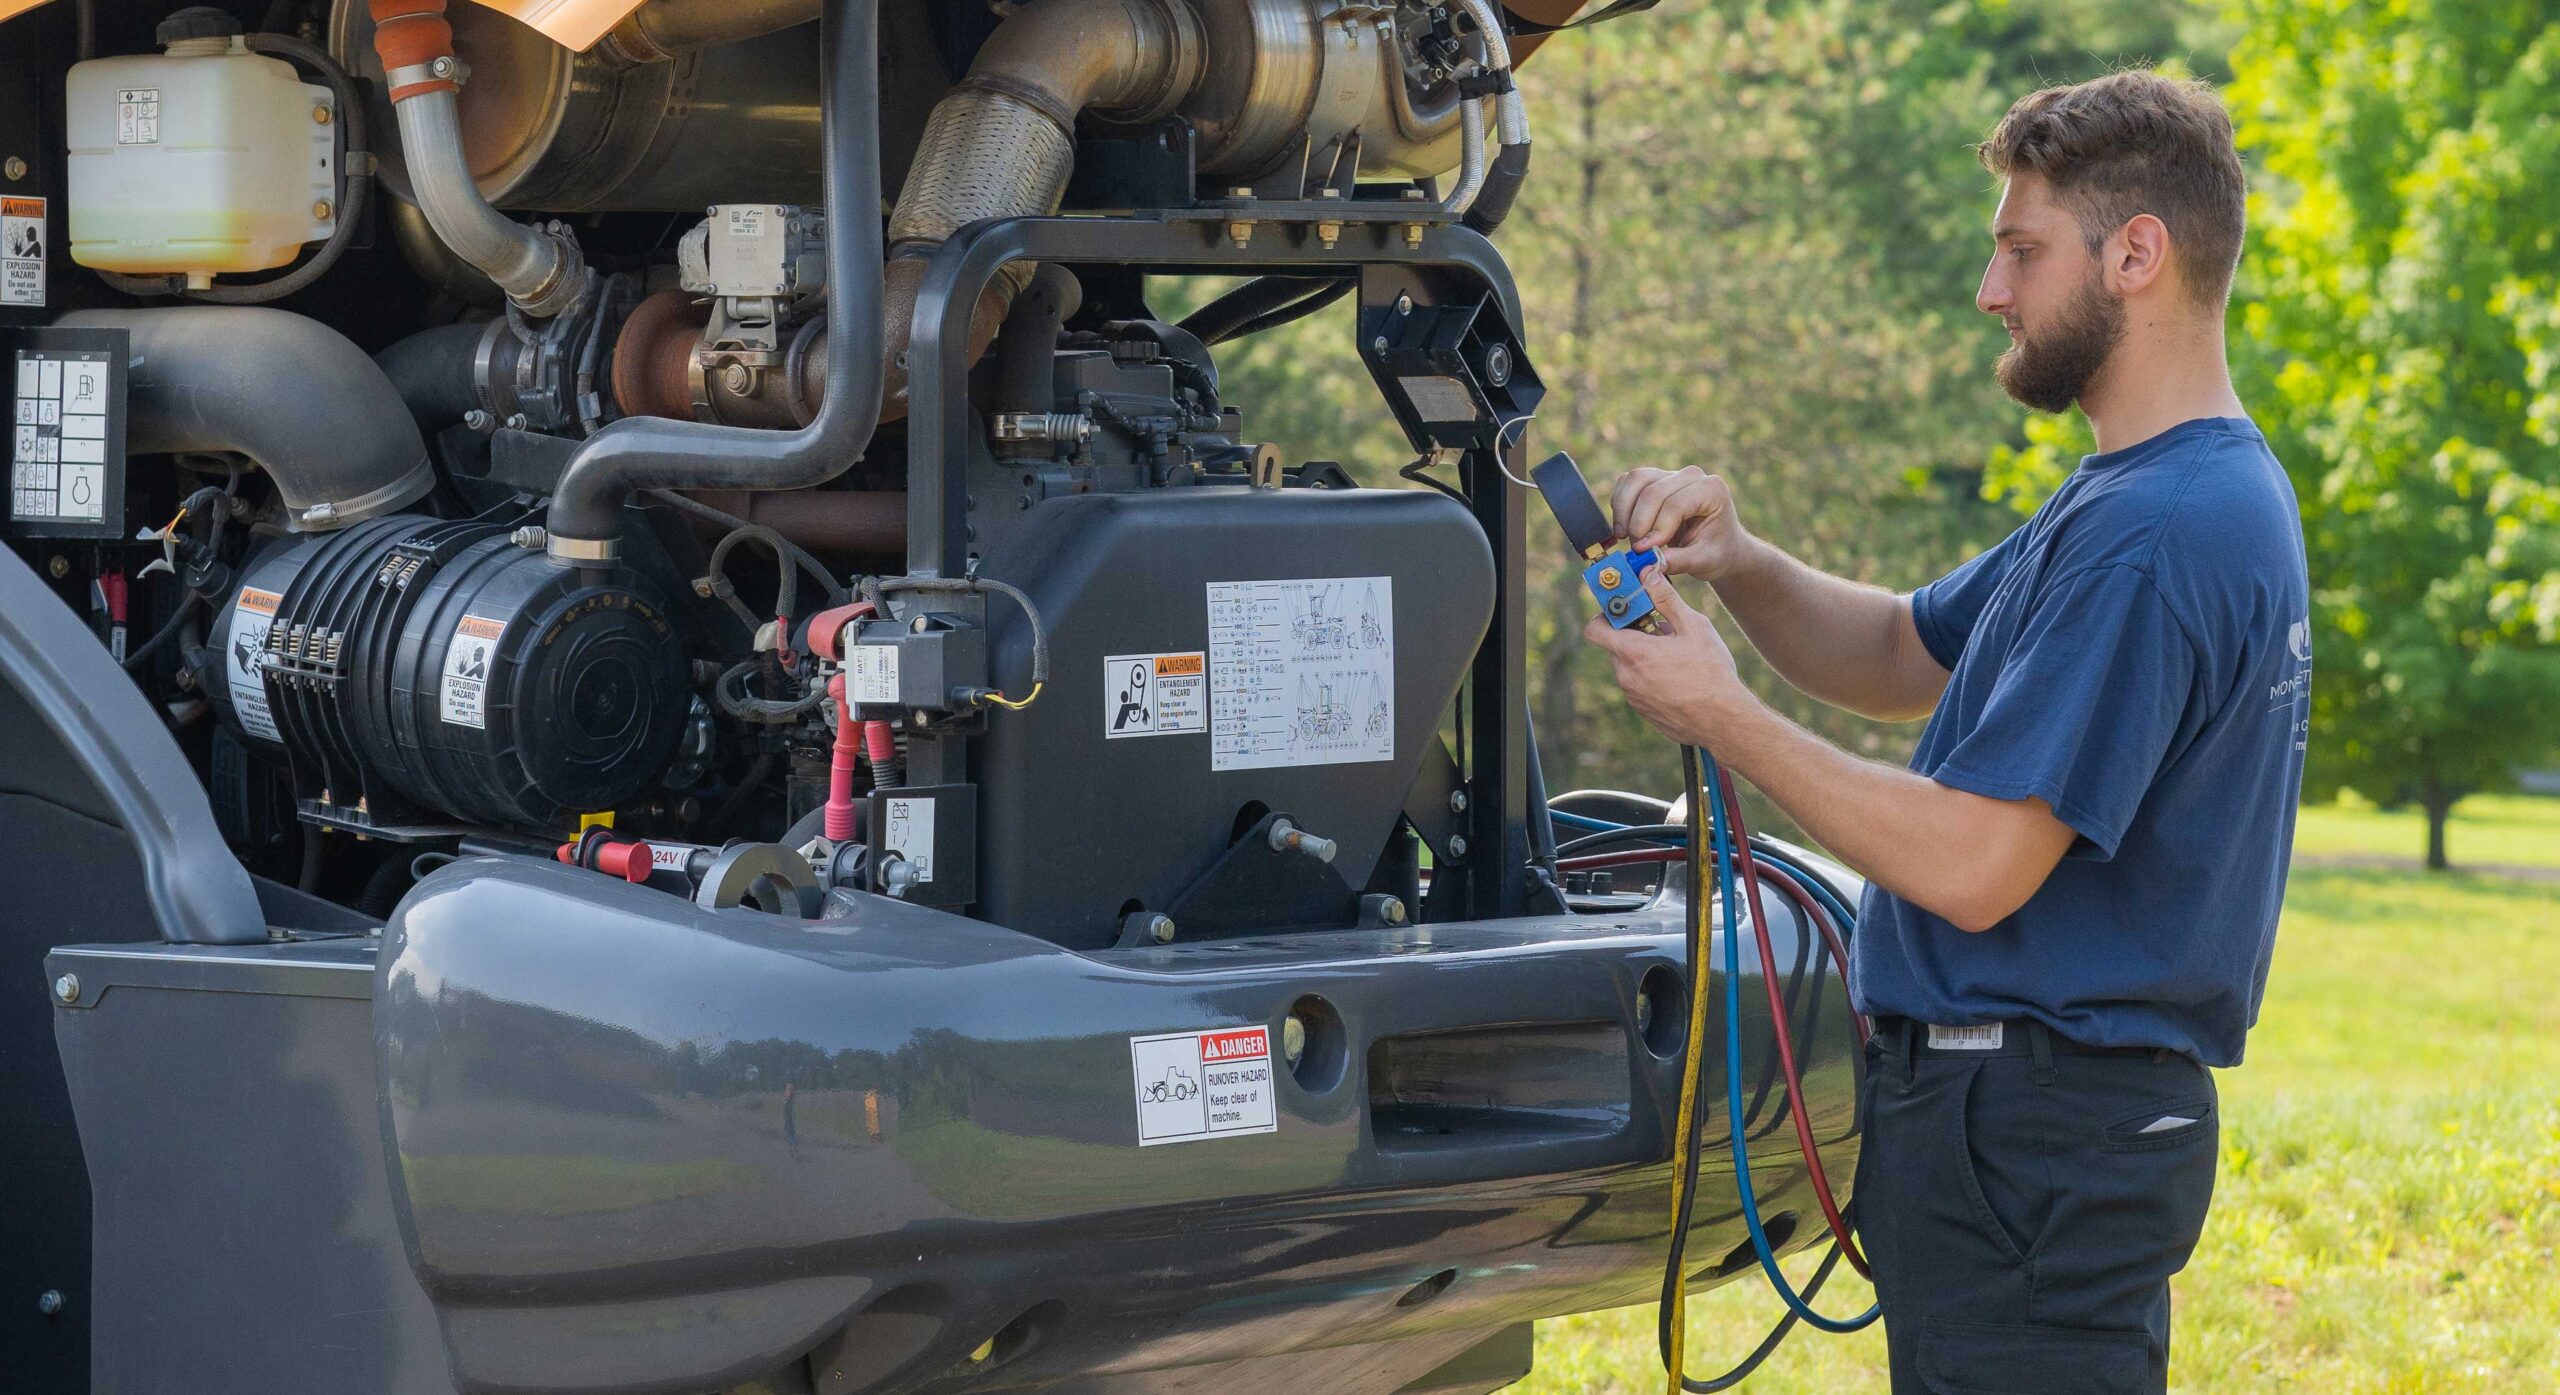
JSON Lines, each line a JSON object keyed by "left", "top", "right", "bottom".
{"left": 1951, "top": 1061, "right": 2039, "bottom": 1264}
{"left": 1917, "top": 1317, "right": 2154, "bottom": 1395}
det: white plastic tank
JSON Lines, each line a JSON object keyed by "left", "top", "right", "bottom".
{"left": 66, "top": 9, "right": 336, "bottom": 288}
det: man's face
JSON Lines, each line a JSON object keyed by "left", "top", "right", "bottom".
{"left": 1977, "top": 173, "right": 2126, "bottom": 414}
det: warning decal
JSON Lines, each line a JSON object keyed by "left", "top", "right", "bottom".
{"left": 439, "top": 615, "right": 504, "bottom": 729}
{"left": 227, "top": 586, "right": 282, "bottom": 742}
{"left": 2, "top": 197, "right": 42, "bottom": 307}
{"left": 116, "top": 89, "right": 160, "bottom": 146}
{"left": 881, "top": 795, "right": 934, "bottom": 881}
{"left": 1103, "top": 651, "right": 1206, "bottom": 739}
{"left": 1130, "top": 1025, "right": 1277, "bottom": 1146}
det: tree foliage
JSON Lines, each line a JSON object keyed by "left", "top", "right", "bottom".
{"left": 2225, "top": 0, "right": 2560, "bottom": 866}
{"left": 1205, "top": 0, "right": 2210, "bottom": 811}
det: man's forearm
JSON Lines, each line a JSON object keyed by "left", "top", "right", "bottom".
{"left": 1700, "top": 690, "right": 2037, "bottom": 932}
{"left": 1712, "top": 538, "right": 1941, "bottom": 722}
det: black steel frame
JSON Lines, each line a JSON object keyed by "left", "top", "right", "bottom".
{"left": 902, "top": 213, "right": 1538, "bottom": 920}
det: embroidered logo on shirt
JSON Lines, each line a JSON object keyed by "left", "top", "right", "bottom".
{"left": 1926, "top": 1023, "right": 2004, "bottom": 1050}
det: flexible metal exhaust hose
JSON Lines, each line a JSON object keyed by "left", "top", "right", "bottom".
{"left": 865, "top": 0, "right": 1202, "bottom": 424}
{"left": 541, "top": 0, "right": 886, "bottom": 559}
{"left": 56, "top": 307, "right": 433, "bottom": 531}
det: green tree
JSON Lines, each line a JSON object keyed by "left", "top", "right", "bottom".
{"left": 2225, "top": 0, "right": 2560, "bottom": 869}
{"left": 1207, "top": 0, "right": 2210, "bottom": 815}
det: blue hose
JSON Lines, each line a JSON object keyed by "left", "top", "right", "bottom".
{"left": 1705, "top": 755, "right": 1879, "bottom": 1334}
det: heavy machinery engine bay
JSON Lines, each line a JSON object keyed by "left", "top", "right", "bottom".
{"left": 0, "top": 3, "right": 1866, "bottom": 1395}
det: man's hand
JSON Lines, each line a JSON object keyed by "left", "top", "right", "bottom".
{"left": 1582, "top": 565, "right": 1753, "bottom": 748}
{"left": 1610, "top": 466, "right": 1756, "bottom": 581}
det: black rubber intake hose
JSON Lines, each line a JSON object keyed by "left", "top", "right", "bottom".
{"left": 376, "top": 321, "right": 489, "bottom": 431}
{"left": 56, "top": 306, "right": 434, "bottom": 531}
{"left": 1465, "top": 143, "right": 1532, "bottom": 235}
{"left": 541, "top": 0, "right": 885, "bottom": 562}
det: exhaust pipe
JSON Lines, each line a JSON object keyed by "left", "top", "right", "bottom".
{"left": 540, "top": 0, "right": 886, "bottom": 562}
{"left": 869, "top": 0, "right": 1203, "bottom": 424}
{"left": 365, "top": 0, "right": 587, "bottom": 319}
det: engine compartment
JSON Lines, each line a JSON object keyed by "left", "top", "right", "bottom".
{"left": 2, "top": 0, "right": 1559, "bottom": 941}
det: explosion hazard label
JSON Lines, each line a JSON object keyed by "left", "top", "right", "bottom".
{"left": 439, "top": 615, "right": 504, "bottom": 728}
{"left": 1103, "top": 651, "right": 1205, "bottom": 739}
{"left": 2, "top": 197, "right": 43, "bottom": 307}
{"left": 1130, "top": 1025, "right": 1276, "bottom": 1146}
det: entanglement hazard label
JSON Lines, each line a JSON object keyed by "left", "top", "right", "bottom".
{"left": 1130, "top": 1025, "right": 1276, "bottom": 1146}
{"left": 1102, "top": 651, "right": 1205, "bottom": 739}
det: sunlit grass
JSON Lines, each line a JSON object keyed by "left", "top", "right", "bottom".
{"left": 1519, "top": 798, "right": 2560, "bottom": 1393}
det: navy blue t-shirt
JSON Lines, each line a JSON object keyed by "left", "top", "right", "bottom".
{"left": 1850, "top": 417, "right": 2309, "bottom": 1066}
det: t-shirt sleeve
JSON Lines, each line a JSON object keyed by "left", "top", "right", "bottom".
{"left": 1926, "top": 563, "right": 2200, "bottom": 860}
{"left": 1909, "top": 525, "right": 2026, "bottom": 670}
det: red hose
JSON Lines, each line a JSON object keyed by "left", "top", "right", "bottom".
{"left": 825, "top": 674, "right": 860, "bottom": 842}
{"left": 1722, "top": 779, "right": 1870, "bottom": 1279}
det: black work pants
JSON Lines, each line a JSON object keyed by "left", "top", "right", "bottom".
{"left": 1852, "top": 1017, "right": 2220, "bottom": 1394}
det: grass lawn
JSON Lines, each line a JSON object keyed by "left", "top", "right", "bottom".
{"left": 1519, "top": 795, "right": 2560, "bottom": 1394}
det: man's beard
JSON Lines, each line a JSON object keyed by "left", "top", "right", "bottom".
{"left": 1995, "top": 271, "right": 2126, "bottom": 413}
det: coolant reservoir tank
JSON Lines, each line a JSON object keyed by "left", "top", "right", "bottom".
{"left": 65, "top": 8, "right": 336, "bottom": 288}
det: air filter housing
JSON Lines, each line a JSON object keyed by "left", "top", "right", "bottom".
{"left": 214, "top": 514, "right": 689, "bottom": 835}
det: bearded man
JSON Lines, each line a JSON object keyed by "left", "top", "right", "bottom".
{"left": 1586, "top": 71, "right": 2310, "bottom": 1393}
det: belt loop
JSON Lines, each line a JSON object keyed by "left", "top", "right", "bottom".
{"left": 1899, "top": 1019, "right": 1917, "bottom": 1091}
{"left": 2026, "top": 1021, "right": 2056, "bottom": 1086}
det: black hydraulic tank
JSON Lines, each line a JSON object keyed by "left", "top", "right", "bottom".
{"left": 975, "top": 485, "right": 1493, "bottom": 947}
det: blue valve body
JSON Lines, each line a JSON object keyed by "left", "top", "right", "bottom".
{"left": 1584, "top": 547, "right": 1660, "bottom": 629}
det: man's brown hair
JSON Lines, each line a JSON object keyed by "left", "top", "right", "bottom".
{"left": 1979, "top": 70, "right": 2247, "bottom": 310}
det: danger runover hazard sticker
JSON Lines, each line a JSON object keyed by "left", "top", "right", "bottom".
{"left": 1130, "top": 1025, "right": 1276, "bottom": 1145}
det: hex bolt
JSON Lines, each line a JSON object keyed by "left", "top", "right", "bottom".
{"left": 3, "top": 156, "right": 27, "bottom": 181}
{"left": 1371, "top": 335, "right": 1389, "bottom": 354}
{"left": 46, "top": 554, "right": 69, "bottom": 578}
{"left": 1149, "top": 914, "right": 1175, "bottom": 944}
{"left": 37, "top": 1290, "right": 64, "bottom": 1316}
{"left": 462, "top": 408, "right": 496, "bottom": 432}
{"left": 1316, "top": 219, "right": 1342, "bottom": 250}
{"left": 1269, "top": 818, "right": 1337, "bottom": 863}
{"left": 504, "top": 413, "right": 530, "bottom": 431}
{"left": 1449, "top": 788, "right": 1469, "bottom": 813}
{"left": 1383, "top": 897, "right": 1407, "bottom": 926}
{"left": 313, "top": 104, "right": 332, "bottom": 125}
{"left": 52, "top": 974, "right": 79, "bottom": 1005}
{"left": 1396, "top": 293, "right": 1413, "bottom": 316}
{"left": 1282, "top": 1013, "right": 1308, "bottom": 1068}
{"left": 313, "top": 200, "right": 333, "bottom": 221}
{"left": 1597, "top": 566, "right": 1623, "bottom": 590}
{"left": 1446, "top": 834, "right": 1469, "bottom": 860}
{"left": 1227, "top": 219, "right": 1254, "bottom": 250}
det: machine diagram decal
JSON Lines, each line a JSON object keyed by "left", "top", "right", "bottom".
{"left": 1103, "top": 651, "right": 1206, "bottom": 738}
{"left": 12, "top": 347, "right": 109, "bottom": 522}
{"left": 1205, "top": 577, "right": 1393, "bottom": 771}
{"left": 1130, "top": 1026, "right": 1276, "bottom": 1145}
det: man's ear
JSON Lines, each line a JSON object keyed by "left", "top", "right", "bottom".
{"left": 2105, "top": 212, "right": 2173, "bottom": 299}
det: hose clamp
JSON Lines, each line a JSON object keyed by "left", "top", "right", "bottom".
{"left": 546, "top": 533, "right": 621, "bottom": 564}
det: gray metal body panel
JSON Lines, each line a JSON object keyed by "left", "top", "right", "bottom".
{"left": 46, "top": 849, "right": 1857, "bottom": 1395}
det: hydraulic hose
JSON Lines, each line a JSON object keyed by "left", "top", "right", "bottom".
{"left": 1659, "top": 749, "right": 1878, "bottom": 1393}
{"left": 541, "top": 0, "right": 886, "bottom": 562}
